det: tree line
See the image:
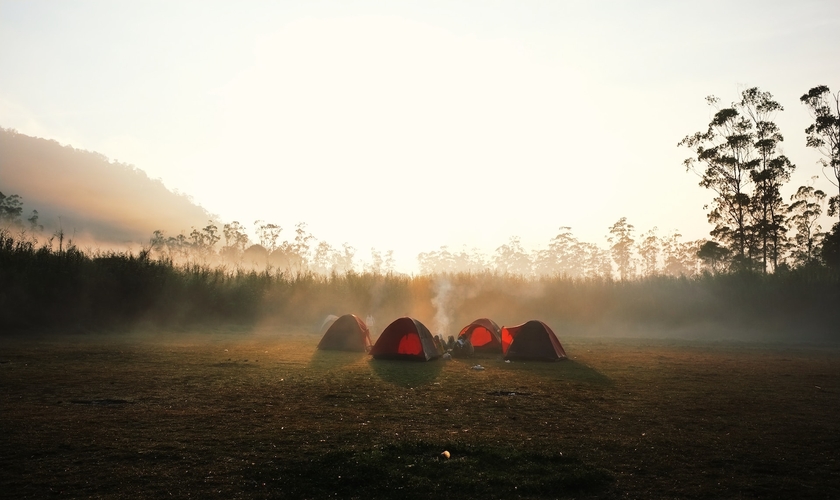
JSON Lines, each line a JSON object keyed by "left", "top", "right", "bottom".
{"left": 2, "top": 84, "right": 839, "bottom": 279}
{"left": 129, "top": 84, "right": 840, "bottom": 277}
{"left": 679, "top": 85, "right": 840, "bottom": 273}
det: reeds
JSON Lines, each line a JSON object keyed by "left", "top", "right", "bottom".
{"left": 2, "top": 229, "right": 838, "bottom": 339}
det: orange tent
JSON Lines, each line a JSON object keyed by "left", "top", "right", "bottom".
{"left": 501, "top": 320, "right": 567, "bottom": 361}
{"left": 457, "top": 318, "right": 502, "bottom": 353}
{"left": 370, "top": 317, "right": 442, "bottom": 361}
{"left": 317, "top": 314, "right": 372, "bottom": 352}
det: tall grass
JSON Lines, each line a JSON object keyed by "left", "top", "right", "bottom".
{"left": 2, "top": 230, "right": 838, "bottom": 340}
{"left": 0, "top": 230, "right": 271, "bottom": 332}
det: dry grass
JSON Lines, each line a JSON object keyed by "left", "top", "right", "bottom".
{"left": 1, "top": 330, "right": 839, "bottom": 499}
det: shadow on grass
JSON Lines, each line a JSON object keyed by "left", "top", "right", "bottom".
{"left": 252, "top": 440, "right": 612, "bottom": 499}
{"left": 369, "top": 358, "right": 443, "bottom": 388}
{"left": 498, "top": 359, "right": 612, "bottom": 386}
{"left": 307, "top": 349, "right": 368, "bottom": 373}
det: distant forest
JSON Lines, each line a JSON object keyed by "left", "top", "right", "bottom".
{"left": 1, "top": 85, "right": 839, "bottom": 338}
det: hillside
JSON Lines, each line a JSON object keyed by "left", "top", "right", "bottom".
{"left": 0, "top": 128, "right": 214, "bottom": 246}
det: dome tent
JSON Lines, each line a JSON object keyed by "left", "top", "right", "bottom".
{"left": 501, "top": 320, "right": 567, "bottom": 361}
{"left": 457, "top": 318, "right": 502, "bottom": 353}
{"left": 370, "top": 317, "right": 442, "bottom": 361}
{"left": 317, "top": 314, "right": 372, "bottom": 352}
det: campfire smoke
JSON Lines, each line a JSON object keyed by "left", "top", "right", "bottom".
{"left": 431, "top": 276, "right": 453, "bottom": 336}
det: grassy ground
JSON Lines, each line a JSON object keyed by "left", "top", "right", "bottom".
{"left": 1, "top": 330, "right": 838, "bottom": 499}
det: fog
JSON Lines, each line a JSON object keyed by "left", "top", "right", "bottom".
{"left": 0, "top": 128, "right": 213, "bottom": 246}
{"left": 1, "top": 127, "right": 838, "bottom": 345}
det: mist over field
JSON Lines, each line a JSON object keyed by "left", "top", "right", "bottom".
{"left": 2, "top": 126, "right": 840, "bottom": 344}
{"left": 1, "top": 3, "right": 839, "bottom": 348}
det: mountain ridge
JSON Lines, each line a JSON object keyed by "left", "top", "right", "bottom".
{"left": 0, "top": 127, "right": 215, "bottom": 247}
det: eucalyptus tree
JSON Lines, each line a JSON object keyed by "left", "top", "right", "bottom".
{"left": 533, "top": 226, "right": 582, "bottom": 277}
{"left": 607, "top": 217, "right": 636, "bottom": 280}
{"left": 364, "top": 248, "right": 395, "bottom": 275}
{"left": 800, "top": 86, "right": 840, "bottom": 221}
{"left": 221, "top": 221, "right": 249, "bottom": 263}
{"left": 550, "top": 226, "right": 583, "bottom": 277}
{"left": 579, "top": 242, "right": 612, "bottom": 278}
{"left": 273, "top": 222, "right": 314, "bottom": 274}
{"left": 787, "top": 185, "right": 826, "bottom": 266}
{"left": 637, "top": 227, "right": 661, "bottom": 277}
{"left": 311, "top": 241, "right": 335, "bottom": 274}
{"left": 661, "top": 231, "right": 696, "bottom": 276}
{"left": 418, "top": 246, "right": 457, "bottom": 274}
{"left": 383, "top": 250, "right": 396, "bottom": 274}
{"left": 680, "top": 94, "right": 757, "bottom": 269}
{"left": 254, "top": 220, "right": 282, "bottom": 253}
{"left": 189, "top": 221, "right": 220, "bottom": 261}
{"left": 27, "top": 210, "right": 42, "bottom": 232}
{"left": 697, "top": 240, "right": 729, "bottom": 273}
{"left": 493, "top": 236, "right": 532, "bottom": 276}
{"left": 739, "top": 88, "right": 794, "bottom": 272}
{"left": 0, "top": 191, "right": 23, "bottom": 226}
{"left": 332, "top": 243, "right": 356, "bottom": 274}
{"left": 149, "top": 230, "right": 168, "bottom": 258}
{"left": 446, "top": 245, "right": 487, "bottom": 274}
{"left": 367, "top": 248, "right": 385, "bottom": 274}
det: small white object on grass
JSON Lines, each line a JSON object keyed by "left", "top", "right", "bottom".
{"left": 441, "top": 450, "right": 450, "bottom": 459}
{"left": 471, "top": 365, "right": 485, "bottom": 371}
{"left": 442, "top": 353, "right": 452, "bottom": 360}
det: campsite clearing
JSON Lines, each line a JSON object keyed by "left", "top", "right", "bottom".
{"left": 1, "top": 331, "right": 838, "bottom": 499}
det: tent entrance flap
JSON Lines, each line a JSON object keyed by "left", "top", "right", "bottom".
{"left": 397, "top": 333, "right": 423, "bottom": 355}
{"left": 471, "top": 328, "right": 493, "bottom": 347}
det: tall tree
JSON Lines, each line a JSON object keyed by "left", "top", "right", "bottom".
{"left": 533, "top": 227, "right": 582, "bottom": 277}
{"left": 680, "top": 94, "right": 756, "bottom": 269}
{"left": 493, "top": 236, "right": 532, "bottom": 276}
{"left": 221, "top": 221, "right": 249, "bottom": 263}
{"left": 800, "top": 86, "right": 840, "bottom": 221}
{"left": 189, "top": 221, "right": 220, "bottom": 261}
{"left": 312, "top": 241, "right": 335, "bottom": 274}
{"left": 0, "top": 191, "right": 23, "bottom": 226}
{"left": 787, "top": 184, "right": 826, "bottom": 266}
{"left": 697, "top": 240, "right": 729, "bottom": 273}
{"left": 367, "top": 248, "right": 384, "bottom": 275}
{"left": 332, "top": 243, "right": 356, "bottom": 274}
{"left": 608, "top": 217, "right": 635, "bottom": 280}
{"left": 579, "top": 242, "right": 612, "bottom": 278}
{"left": 740, "top": 88, "right": 794, "bottom": 272}
{"left": 272, "top": 222, "right": 314, "bottom": 273}
{"left": 27, "top": 210, "right": 42, "bottom": 232}
{"left": 638, "top": 227, "right": 660, "bottom": 277}
{"left": 383, "top": 250, "right": 396, "bottom": 274}
{"left": 254, "top": 220, "right": 282, "bottom": 253}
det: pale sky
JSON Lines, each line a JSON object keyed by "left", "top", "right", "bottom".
{"left": 1, "top": 1, "right": 838, "bottom": 272}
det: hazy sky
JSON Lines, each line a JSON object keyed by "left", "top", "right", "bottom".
{"left": 2, "top": 1, "right": 838, "bottom": 272}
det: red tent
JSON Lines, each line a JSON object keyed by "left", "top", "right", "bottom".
{"left": 317, "top": 314, "right": 372, "bottom": 352}
{"left": 501, "top": 320, "right": 567, "bottom": 361}
{"left": 457, "top": 318, "right": 502, "bottom": 353}
{"left": 370, "top": 317, "right": 442, "bottom": 361}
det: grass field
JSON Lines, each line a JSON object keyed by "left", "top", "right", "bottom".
{"left": 1, "top": 330, "right": 839, "bottom": 499}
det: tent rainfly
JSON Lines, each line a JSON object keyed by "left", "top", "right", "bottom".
{"left": 369, "top": 317, "right": 442, "bottom": 361}
{"left": 501, "top": 320, "right": 567, "bottom": 361}
{"left": 317, "top": 314, "right": 339, "bottom": 334}
{"left": 457, "top": 318, "right": 502, "bottom": 353}
{"left": 317, "top": 314, "right": 372, "bottom": 352}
